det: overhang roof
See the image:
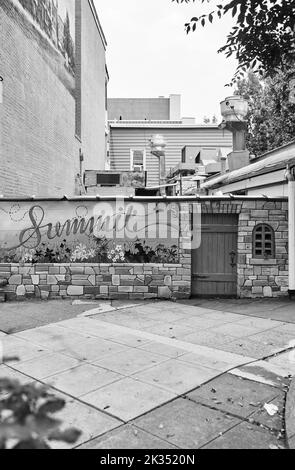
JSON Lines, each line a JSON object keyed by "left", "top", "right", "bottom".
{"left": 109, "top": 121, "right": 223, "bottom": 129}
{"left": 202, "top": 140, "right": 295, "bottom": 190}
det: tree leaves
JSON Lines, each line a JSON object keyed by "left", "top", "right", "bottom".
{"left": 173, "top": 0, "right": 295, "bottom": 84}
{"left": 0, "top": 379, "right": 81, "bottom": 449}
{"left": 235, "top": 68, "right": 295, "bottom": 156}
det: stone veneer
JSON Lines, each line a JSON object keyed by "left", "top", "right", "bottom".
{"left": 237, "top": 200, "right": 289, "bottom": 298}
{"left": 201, "top": 199, "right": 289, "bottom": 298}
{"left": 0, "top": 263, "right": 191, "bottom": 301}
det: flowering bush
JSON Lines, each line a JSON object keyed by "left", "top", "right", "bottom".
{"left": 107, "top": 245, "right": 125, "bottom": 263}
{"left": 70, "top": 244, "right": 96, "bottom": 262}
{"left": 0, "top": 238, "right": 179, "bottom": 264}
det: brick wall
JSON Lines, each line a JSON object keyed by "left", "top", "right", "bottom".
{"left": 0, "top": 0, "right": 107, "bottom": 197}
{"left": 0, "top": 0, "right": 79, "bottom": 197}
{"left": 80, "top": 0, "right": 107, "bottom": 171}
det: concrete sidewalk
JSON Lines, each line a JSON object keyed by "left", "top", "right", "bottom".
{"left": 1, "top": 300, "right": 295, "bottom": 449}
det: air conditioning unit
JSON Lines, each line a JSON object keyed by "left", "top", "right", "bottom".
{"left": 96, "top": 173, "right": 121, "bottom": 186}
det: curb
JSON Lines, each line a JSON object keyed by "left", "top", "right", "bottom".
{"left": 286, "top": 376, "right": 295, "bottom": 449}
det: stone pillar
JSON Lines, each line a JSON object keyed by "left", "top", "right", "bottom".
{"left": 287, "top": 167, "right": 295, "bottom": 298}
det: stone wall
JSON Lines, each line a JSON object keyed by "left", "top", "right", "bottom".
{"left": 200, "top": 199, "right": 289, "bottom": 298}
{"left": 237, "top": 200, "right": 288, "bottom": 298}
{"left": 0, "top": 263, "right": 191, "bottom": 302}
{"left": 0, "top": 198, "right": 289, "bottom": 301}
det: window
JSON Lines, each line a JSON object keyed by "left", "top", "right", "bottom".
{"left": 253, "top": 224, "right": 275, "bottom": 259}
{"left": 130, "top": 149, "right": 146, "bottom": 172}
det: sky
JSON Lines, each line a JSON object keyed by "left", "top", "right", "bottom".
{"left": 94, "top": 0, "right": 238, "bottom": 123}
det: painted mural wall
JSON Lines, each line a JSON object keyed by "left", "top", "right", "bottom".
{"left": 17, "top": 0, "right": 76, "bottom": 75}
{"left": 0, "top": 201, "right": 180, "bottom": 264}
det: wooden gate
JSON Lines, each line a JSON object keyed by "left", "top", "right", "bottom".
{"left": 192, "top": 214, "right": 238, "bottom": 297}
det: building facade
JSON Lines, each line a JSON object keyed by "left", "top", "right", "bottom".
{"left": 108, "top": 95, "right": 181, "bottom": 122}
{"left": 0, "top": 0, "right": 108, "bottom": 197}
{"left": 109, "top": 122, "right": 233, "bottom": 187}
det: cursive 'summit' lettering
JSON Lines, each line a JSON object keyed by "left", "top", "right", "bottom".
{"left": 13, "top": 205, "right": 97, "bottom": 250}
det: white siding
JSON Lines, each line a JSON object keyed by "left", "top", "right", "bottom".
{"left": 109, "top": 127, "right": 233, "bottom": 186}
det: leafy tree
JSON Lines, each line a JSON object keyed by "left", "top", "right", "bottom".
{"left": 0, "top": 378, "right": 81, "bottom": 449}
{"left": 173, "top": 0, "right": 295, "bottom": 83}
{"left": 235, "top": 69, "right": 295, "bottom": 156}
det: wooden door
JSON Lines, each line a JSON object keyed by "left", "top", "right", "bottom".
{"left": 192, "top": 214, "right": 238, "bottom": 297}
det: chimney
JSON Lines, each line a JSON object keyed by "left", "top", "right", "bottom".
{"left": 169, "top": 94, "right": 181, "bottom": 121}
{"left": 220, "top": 96, "right": 250, "bottom": 171}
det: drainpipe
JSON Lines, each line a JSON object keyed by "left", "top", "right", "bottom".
{"left": 286, "top": 165, "right": 295, "bottom": 299}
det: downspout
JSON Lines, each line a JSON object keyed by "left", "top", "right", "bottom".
{"left": 286, "top": 165, "right": 295, "bottom": 299}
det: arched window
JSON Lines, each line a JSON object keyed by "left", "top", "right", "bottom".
{"left": 253, "top": 224, "right": 275, "bottom": 259}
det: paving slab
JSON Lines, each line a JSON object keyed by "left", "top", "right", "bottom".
{"left": 82, "top": 377, "right": 176, "bottom": 421}
{"left": 196, "top": 311, "right": 248, "bottom": 323}
{"left": 0, "top": 336, "right": 50, "bottom": 365}
{"left": 235, "top": 317, "right": 284, "bottom": 331}
{"left": 230, "top": 361, "right": 292, "bottom": 388}
{"left": 58, "top": 337, "right": 130, "bottom": 362}
{"left": 133, "top": 398, "right": 240, "bottom": 449}
{"left": 45, "top": 364, "right": 123, "bottom": 398}
{"left": 137, "top": 342, "right": 188, "bottom": 359}
{"left": 78, "top": 424, "right": 178, "bottom": 450}
{"left": 49, "top": 393, "right": 121, "bottom": 449}
{"left": 186, "top": 374, "right": 279, "bottom": 419}
{"left": 180, "top": 330, "right": 236, "bottom": 348}
{"left": 177, "top": 352, "right": 244, "bottom": 373}
{"left": 203, "top": 420, "right": 285, "bottom": 449}
{"left": 12, "top": 352, "right": 81, "bottom": 380}
{"left": 0, "top": 364, "right": 32, "bottom": 385}
{"left": 173, "top": 316, "right": 232, "bottom": 330}
{"left": 93, "top": 348, "right": 169, "bottom": 376}
{"left": 207, "top": 322, "right": 263, "bottom": 338}
{"left": 15, "top": 324, "right": 91, "bottom": 351}
{"left": 215, "top": 337, "right": 285, "bottom": 359}
{"left": 133, "top": 359, "right": 220, "bottom": 395}
{"left": 179, "top": 299, "right": 295, "bottom": 324}
{"left": 266, "top": 353, "right": 295, "bottom": 376}
{"left": 141, "top": 323, "right": 193, "bottom": 339}
{"left": 251, "top": 391, "right": 286, "bottom": 432}
{"left": 274, "top": 323, "right": 295, "bottom": 335}
{"left": 248, "top": 330, "right": 295, "bottom": 350}
{"left": 102, "top": 332, "right": 152, "bottom": 348}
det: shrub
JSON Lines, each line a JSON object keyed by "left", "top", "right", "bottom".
{"left": 0, "top": 378, "right": 81, "bottom": 449}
